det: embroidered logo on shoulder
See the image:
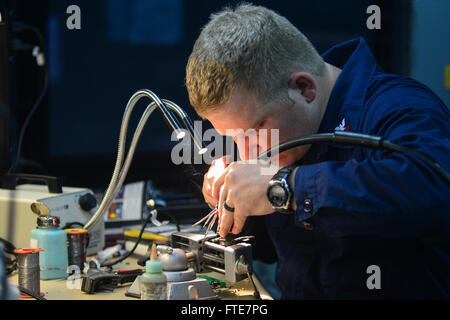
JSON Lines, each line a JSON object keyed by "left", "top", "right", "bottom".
{"left": 335, "top": 118, "right": 350, "bottom": 131}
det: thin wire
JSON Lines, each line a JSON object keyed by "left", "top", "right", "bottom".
{"left": 8, "top": 60, "right": 48, "bottom": 174}
{"left": 247, "top": 271, "right": 261, "bottom": 300}
{"left": 204, "top": 212, "right": 217, "bottom": 238}
{"left": 102, "top": 212, "right": 153, "bottom": 267}
{"left": 191, "top": 206, "right": 220, "bottom": 240}
{"left": 8, "top": 23, "right": 48, "bottom": 174}
{"left": 192, "top": 207, "right": 217, "bottom": 226}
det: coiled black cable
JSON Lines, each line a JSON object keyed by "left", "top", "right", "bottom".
{"left": 257, "top": 131, "right": 450, "bottom": 184}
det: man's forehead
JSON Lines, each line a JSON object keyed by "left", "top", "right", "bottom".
{"left": 205, "top": 90, "right": 265, "bottom": 135}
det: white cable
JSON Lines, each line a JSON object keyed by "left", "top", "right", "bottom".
{"left": 94, "top": 103, "right": 158, "bottom": 229}
{"left": 83, "top": 89, "right": 189, "bottom": 230}
{"left": 83, "top": 91, "right": 155, "bottom": 230}
{"left": 83, "top": 101, "right": 157, "bottom": 230}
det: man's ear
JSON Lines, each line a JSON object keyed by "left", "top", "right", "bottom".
{"left": 289, "top": 72, "right": 316, "bottom": 103}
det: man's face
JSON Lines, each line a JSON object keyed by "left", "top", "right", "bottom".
{"left": 205, "top": 87, "right": 320, "bottom": 166}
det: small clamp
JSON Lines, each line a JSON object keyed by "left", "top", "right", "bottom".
{"left": 81, "top": 270, "right": 119, "bottom": 294}
{"left": 115, "top": 269, "right": 144, "bottom": 284}
{"left": 81, "top": 269, "right": 143, "bottom": 294}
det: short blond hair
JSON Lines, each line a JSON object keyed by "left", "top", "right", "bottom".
{"left": 186, "top": 3, "right": 325, "bottom": 116}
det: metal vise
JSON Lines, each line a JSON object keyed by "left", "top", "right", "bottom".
{"left": 170, "top": 232, "right": 253, "bottom": 283}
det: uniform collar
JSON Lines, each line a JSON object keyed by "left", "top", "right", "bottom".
{"left": 318, "top": 37, "right": 379, "bottom": 134}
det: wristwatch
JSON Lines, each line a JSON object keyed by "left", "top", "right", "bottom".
{"left": 267, "top": 165, "right": 296, "bottom": 214}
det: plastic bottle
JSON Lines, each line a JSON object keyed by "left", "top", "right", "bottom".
{"left": 140, "top": 243, "right": 167, "bottom": 300}
{"left": 30, "top": 215, "right": 68, "bottom": 280}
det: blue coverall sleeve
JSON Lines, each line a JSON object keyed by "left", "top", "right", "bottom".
{"left": 293, "top": 84, "right": 450, "bottom": 238}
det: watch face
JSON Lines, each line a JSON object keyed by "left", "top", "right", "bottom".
{"left": 268, "top": 183, "right": 289, "bottom": 207}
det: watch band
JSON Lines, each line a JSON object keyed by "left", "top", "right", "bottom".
{"left": 274, "top": 165, "right": 295, "bottom": 180}
{"left": 267, "top": 165, "right": 296, "bottom": 214}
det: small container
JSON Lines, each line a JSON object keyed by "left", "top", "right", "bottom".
{"left": 14, "top": 248, "right": 44, "bottom": 298}
{"left": 65, "top": 228, "right": 89, "bottom": 273}
{"left": 30, "top": 215, "right": 68, "bottom": 280}
{"left": 140, "top": 244, "right": 167, "bottom": 300}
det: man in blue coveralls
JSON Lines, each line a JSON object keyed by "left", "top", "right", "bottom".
{"left": 185, "top": 4, "right": 449, "bottom": 299}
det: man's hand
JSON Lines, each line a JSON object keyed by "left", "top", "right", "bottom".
{"left": 209, "top": 160, "right": 279, "bottom": 237}
{"left": 202, "top": 156, "right": 231, "bottom": 209}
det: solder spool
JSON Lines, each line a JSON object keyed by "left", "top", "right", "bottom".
{"left": 65, "top": 228, "right": 89, "bottom": 273}
{"left": 13, "top": 248, "right": 45, "bottom": 299}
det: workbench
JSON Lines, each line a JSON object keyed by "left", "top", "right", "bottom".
{"left": 7, "top": 255, "right": 272, "bottom": 300}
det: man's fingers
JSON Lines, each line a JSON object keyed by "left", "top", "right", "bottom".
{"left": 204, "top": 156, "right": 233, "bottom": 205}
{"left": 217, "top": 184, "right": 227, "bottom": 220}
{"left": 202, "top": 177, "right": 217, "bottom": 208}
{"left": 204, "top": 200, "right": 216, "bottom": 210}
{"left": 219, "top": 210, "right": 234, "bottom": 238}
{"left": 223, "top": 155, "right": 232, "bottom": 167}
{"left": 202, "top": 190, "right": 219, "bottom": 210}
{"left": 230, "top": 209, "right": 246, "bottom": 235}
{"left": 218, "top": 187, "right": 233, "bottom": 237}
{"left": 224, "top": 190, "right": 246, "bottom": 235}
{"left": 212, "top": 173, "right": 227, "bottom": 203}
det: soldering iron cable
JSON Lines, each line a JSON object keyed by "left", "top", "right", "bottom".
{"left": 257, "top": 131, "right": 450, "bottom": 184}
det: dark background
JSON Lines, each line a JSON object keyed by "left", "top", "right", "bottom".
{"left": 1, "top": 1, "right": 449, "bottom": 298}
{"left": 1, "top": 0, "right": 411, "bottom": 193}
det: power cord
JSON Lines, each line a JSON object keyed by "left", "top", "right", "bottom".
{"left": 257, "top": 131, "right": 450, "bottom": 184}
{"left": 8, "top": 22, "right": 48, "bottom": 174}
{"left": 247, "top": 270, "right": 261, "bottom": 300}
{"left": 102, "top": 211, "right": 154, "bottom": 267}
